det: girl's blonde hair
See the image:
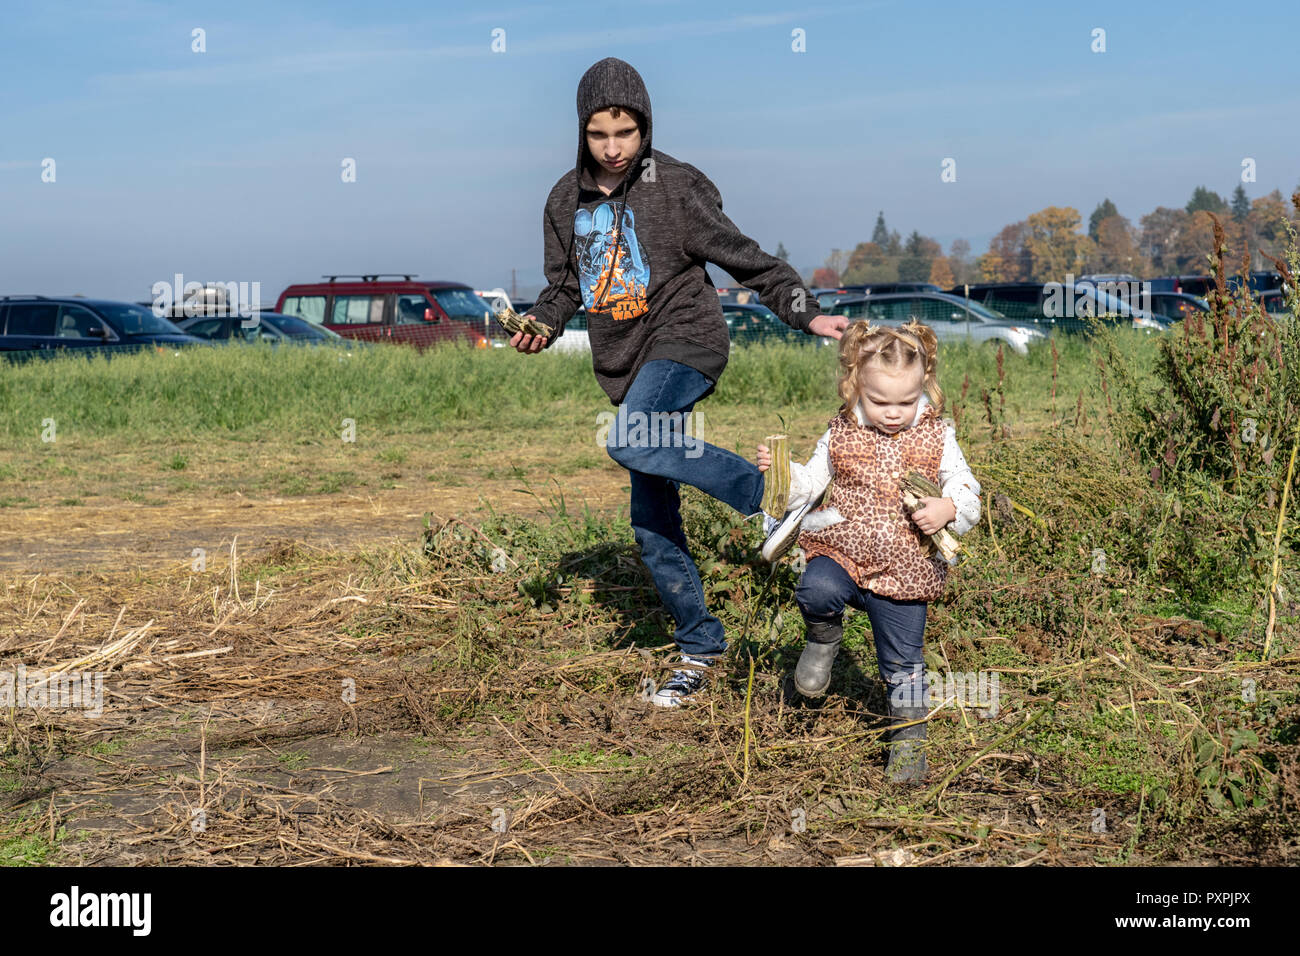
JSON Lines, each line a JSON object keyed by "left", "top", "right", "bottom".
{"left": 836, "top": 319, "right": 945, "bottom": 419}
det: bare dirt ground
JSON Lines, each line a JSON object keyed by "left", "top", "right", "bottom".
{"left": 0, "top": 473, "right": 629, "bottom": 573}
{"left": 0, "top": 404, "right": 818, "bottom": 574}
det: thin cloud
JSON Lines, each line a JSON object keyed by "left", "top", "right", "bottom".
{"left": 87, "top": 4, "right": 884, "bottom": 90}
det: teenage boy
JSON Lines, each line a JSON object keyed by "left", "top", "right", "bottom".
{"left": 512, "top": 57, "right": 846, "bottom": 706}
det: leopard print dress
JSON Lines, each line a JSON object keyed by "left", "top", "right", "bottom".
{"left": 797, "top": 405, "right": 949, "bottom": 602}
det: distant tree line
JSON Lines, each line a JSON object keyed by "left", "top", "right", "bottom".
{"left": 802, "top": 184, "right": 1298, "bottom": 289}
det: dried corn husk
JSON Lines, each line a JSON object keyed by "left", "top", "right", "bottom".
{"left": 901, "top": 470, "right": 961, "bottom": 563}
{"left": 761, "top": 434, "right": 790, "bottom": 519}
{"left": 495, "top": 308, "right": 553, "bottom": 339}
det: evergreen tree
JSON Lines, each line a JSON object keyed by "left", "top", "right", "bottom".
{"left": 872, "top": 212, "right": 889, "bottom": 246}
{"left": 1231, "top": 184, "right": 1251, "bottom": 222}
{"left": 1186, "top": 186, "right": 1228, "bottom": 216}
{"left": 1088, "top": 198, "right": 1119, "bottom": 241}
{"left": 897, "top": 230, "right": 932, "bottom": 282}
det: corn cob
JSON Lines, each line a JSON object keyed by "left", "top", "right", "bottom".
{"left": 761, "top": 434, "right": 791, "bottom": 519}
{"left": 901, "top": 470, "right": 962, "bottom": 563}
{"left": 494, "top": 307, "right": 553, "bottom": 339}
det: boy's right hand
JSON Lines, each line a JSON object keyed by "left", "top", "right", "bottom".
{"left": 756, "top": 443, "right": 771, "bottom": 472}
{"left": 807, "top": 313, "right": 849, "bottom": 340}
{"left": 510, "top": 315, "right": 548, "bottom": 353}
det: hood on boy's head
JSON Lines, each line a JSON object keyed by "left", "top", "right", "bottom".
{"left": 530, "top": 58, "right": 654, "bottom": 327}
{"left": 575, "top": 57, "right": 653, "bottom": 188}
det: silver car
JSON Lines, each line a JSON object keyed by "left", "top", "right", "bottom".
{"left": 828, "top": 292, "right": 1046, "bottom": 354}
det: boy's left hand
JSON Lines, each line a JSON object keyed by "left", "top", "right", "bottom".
{"left": 911, "top": 496, "right": 956, "bottom": 535}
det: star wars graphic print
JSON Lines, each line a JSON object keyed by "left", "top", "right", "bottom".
{"left": 574, "top": 201, "right": 650, "bottom": 320}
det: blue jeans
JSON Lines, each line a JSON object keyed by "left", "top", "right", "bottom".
{"left": 606, "top": 359, "right": 766, "bottom": 657}
{"left": 795, "top": 555, "right": 928, "bottom": 701}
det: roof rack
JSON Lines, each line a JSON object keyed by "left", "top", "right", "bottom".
{"left": 322, "top": 274, "right": 417, "bottom": 283}
{"left": 0, "top": 294, "right": 50, "bottom": 300}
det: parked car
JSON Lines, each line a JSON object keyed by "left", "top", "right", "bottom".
{"left": 475, "top": 288, "right": 513, "bottom": 314}
{"left": 1259, "top": 289, "right": 1292, "bottom": 316}
{"left": 1078, "top": 273, "right": 1140, "bottom": 284}
{"left": 827, "top": 292, "right": 1045, "bottom": 354}
{"left": 1147, "top": 272, "right": 1280, "bottom": 298}
{"left": 1147, "top": 291, "right": 1209, "bottom": 322}
{"left": 175, "top": 310, "right": 367, "bottom": 349}
{"left": 1244, "top": 271, "right": 1285, "bottom": 293}
{"left": 0, "top": 295, "right": 204, "bottom": 357}
{"left": 275, "top": 275, "right": 491, "bottom": 351}
{"left": 951, "top": 282, "right": 1168, "bottom": 335}
{"left": 722, "top": 302, "right": 806, "bottom": 345}
{"left": 816, "top": 283, "right": 939, "bottom": 310}
{"left": 715, "top": 287, "right": 764, "bottom": 306}
{"left": 1147, "top": 275, "right": 1213, "bottom": 297}
{"left": 546, "top": 310, "right": 591, "bottom": 353}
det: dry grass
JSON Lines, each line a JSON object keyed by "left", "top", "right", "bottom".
{"left": 3, "top": 502, "right": 1296, "bottom": 866}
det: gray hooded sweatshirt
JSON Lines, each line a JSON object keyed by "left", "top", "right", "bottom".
{"left": 528, "top": 57, "right": 825, "bottom": 405}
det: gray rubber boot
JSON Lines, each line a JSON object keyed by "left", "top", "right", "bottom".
{"left": 886, "top": 702, "right": 929, "bottom": 784}
{"left": 794, "top": 620, "right": 841, "bottom": 698}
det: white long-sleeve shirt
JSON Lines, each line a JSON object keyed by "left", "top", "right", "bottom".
{"left": 788, "top": 394, "right": 982, "bottom": 540}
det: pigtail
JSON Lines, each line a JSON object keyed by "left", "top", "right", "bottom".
{"left": 835, "top": 320, "right": 876, "bottom": 418}
{"left": 900, "top": 319, "right": 945, "bottom": 414}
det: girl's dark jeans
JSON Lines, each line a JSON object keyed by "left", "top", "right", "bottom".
{"left": 795, "top": 554, "right": 928, "bottom": 701}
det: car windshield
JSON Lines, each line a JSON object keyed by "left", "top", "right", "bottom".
{"left": 432, "top": 288, "right": 493, "bottom": 320}
{"left": 95, "top": 303, "right": 187, "bottom": 336}
{"left": 263, "top": 313, "right": 341, "bottom": 338}
{"left": 938, "top": 296, "right": 1007, "bottom": 322}
{"left": 724, "top": 306, "right": 779, "bottom": 321}
{"left": 1072, "top": 282, "right": 1151, "bottom": 316}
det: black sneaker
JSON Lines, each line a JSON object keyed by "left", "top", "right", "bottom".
{"left": 651, "top": 654, "right": 714, "bottom": 708}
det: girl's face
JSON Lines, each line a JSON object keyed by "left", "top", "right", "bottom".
{"left": 857, "top": 362, "right": 924, "bottom": 434}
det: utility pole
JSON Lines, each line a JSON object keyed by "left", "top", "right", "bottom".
{"left": 511, "top": 268, "right": 517, "bottom": 299}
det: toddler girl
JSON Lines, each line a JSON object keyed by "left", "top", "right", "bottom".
{"left": 757, "top": 319, "right": 981, "bottom": 782}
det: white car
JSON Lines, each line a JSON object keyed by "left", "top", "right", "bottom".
{"left": 475, "top": 288, "right": 512, "bottom": 314}
{"left": 547, "top": 312, "right": 591, "bottom": 353}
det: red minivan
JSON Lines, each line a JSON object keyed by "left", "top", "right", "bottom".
{"left": 275, "top": 275, "right": 494, "bottom": 351}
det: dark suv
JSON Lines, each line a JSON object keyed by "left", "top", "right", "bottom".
{"left": 0, "top": 296, "right": 203, "bottom": 357}
{"left": 275, "top": 275, "right": 491, "bottom": 351}
{"left": 1148, "top": 271, "right": 1282, "bottom": 297}
{"left": 951, "top": 282, "right": 1168, "bottom": 334}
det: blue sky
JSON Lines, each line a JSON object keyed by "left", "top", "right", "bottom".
{"left": 1, "top": 0, "right": 1296, "bottom": 302}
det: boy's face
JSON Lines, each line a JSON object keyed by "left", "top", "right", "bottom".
{"left": 585, "top": 108, "right": 642, "bottom": 177}
{"left": 858, "top": 363, "right": 924, "bottom": 434}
